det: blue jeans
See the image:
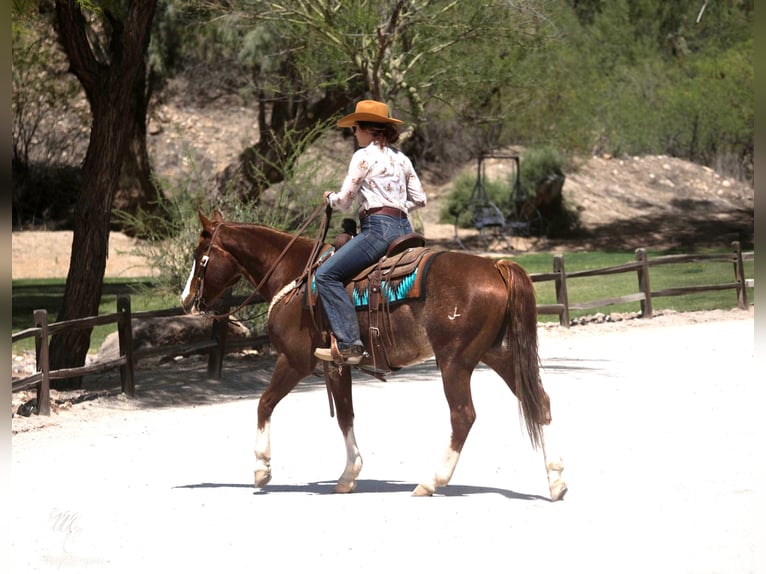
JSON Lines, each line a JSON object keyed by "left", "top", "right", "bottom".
{"left": 315, "top": 214, "right": 414, "bottom": 349}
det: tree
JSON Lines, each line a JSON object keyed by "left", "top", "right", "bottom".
{"left": 205, "top": 0, "right": 557, "bottom": 199}
{"left": 48, "top": 0, "right": 158, "bottom": 388}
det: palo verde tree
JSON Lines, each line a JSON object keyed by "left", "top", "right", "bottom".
{"left": 204, "top": 0, "right": 558, "bottom": 200}
{"left": 47, "top": 0, "right": 158, "bottom": 389}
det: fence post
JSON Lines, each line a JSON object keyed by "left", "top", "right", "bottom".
{"left": 33, "top": 309, "right": 51, "bottom": 416}
{"left": 731, "top": 241, "right": 748, "bottom": 310}
{"left": 207, "top": 319, "right": 228, "bottom": 379}
{"left": 207, "top": 294, "right": 231, "bottom": 379}
{"left": 553, "top": 254, "right": 570, "bottom": 327}
{"left": 635, "top": 248, "right": 653, "bottom": 318}
{"left": 117, "top": 295, "right": 135, "bottom": 396}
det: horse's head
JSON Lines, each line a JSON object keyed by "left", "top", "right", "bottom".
{"left": 180, "top": 211, "right": 243, "bottom": 314}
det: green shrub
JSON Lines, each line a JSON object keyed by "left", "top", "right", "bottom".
{"left": 519, "top": 146, "right": 565, "bottom": 195}
{"left": 115, "top": 128, "right": 343, "bottom": 337}
{"left": 440, "top": 171, "right": 512, "bottom": 229}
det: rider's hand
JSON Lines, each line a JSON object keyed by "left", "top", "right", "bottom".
{"left": 323, "top": 191, "right": 333, "bottom": 205}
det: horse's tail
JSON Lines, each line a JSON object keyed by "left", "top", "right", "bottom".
{"left": 495, "top": 259, "right": 550, "bottom": 449}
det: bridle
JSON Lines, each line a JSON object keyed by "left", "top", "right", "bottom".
{"left": 191, "top": 204, "right": 336, "bottom": 418}
{"left": 191, "top": 203, "right": 333, "bottom": 320}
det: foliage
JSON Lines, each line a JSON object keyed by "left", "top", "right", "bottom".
{"left": 440, "top": 171, "right": 511, "bottom": 229}
{"left": 555, "top": 0, "right": 753, "bottom": 182}
{"left": 519, "top": 146, "right": 565, "bottom": 196}
{"left": 115, "top": 126, "right": 342, "bottom": 298}
{"left": 11, "top": 0, "right": 754, "bottom": 233}
{"left": 11, "top": 16, "right": 89, "bottom": 168}
{"left": 441, "top": 146, "right": 578, "bottom": 236}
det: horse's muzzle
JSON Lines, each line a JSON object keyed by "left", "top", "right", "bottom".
{"left": 179, "top": 294, "right": 201, "bottom": 315}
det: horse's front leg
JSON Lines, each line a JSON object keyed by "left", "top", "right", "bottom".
{"left": 325, "top": 364, "right": 363, "bottom": 493}
{"left": 254, "top": 420, "right": 272, "bottom": 487}
{"left": 254, "top": 354, "right": 307, "bottom": 488}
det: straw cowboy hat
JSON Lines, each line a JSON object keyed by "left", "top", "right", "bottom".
{"left": 337, "top": 100, "right": 404, "bottom": 127}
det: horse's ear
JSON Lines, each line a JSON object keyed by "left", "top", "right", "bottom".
{"left": 198, "top": 211, "right": 214, "bottom": 232}
{"left": 213, "top": 210, "right": 225, "bottom": 222}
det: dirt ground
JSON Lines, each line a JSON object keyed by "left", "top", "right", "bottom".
{"left": 10, "top": 305, "right": 755, "bottom": 435}
{"left": 9, "top": 307, "right": 758, "bottom": 574}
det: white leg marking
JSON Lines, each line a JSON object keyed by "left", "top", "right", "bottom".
{"left": 254, "top": 421, "right": 272, "bottom": 487}
{"left": 336, "top": 428, "right": 363, "bottom": 493}
{"left": 541, "top": 426, "right": 568, "bottom": 501}
{"left": 413, "top": 445, "right": 461, "bottom": 496}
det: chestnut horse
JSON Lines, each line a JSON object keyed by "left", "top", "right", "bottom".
{"left": 180, "top": 211, "right": 566, "bottom": 499}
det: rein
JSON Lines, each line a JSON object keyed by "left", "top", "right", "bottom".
{"left": 195, "top": 203, "right": 338, "bottom": 419}
{"left": 196, "top": 203, "right": 332, "bottom": 320}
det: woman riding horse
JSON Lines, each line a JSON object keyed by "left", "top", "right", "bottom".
{"left": 313, "top": 100, "right": 427, "bottom": 366}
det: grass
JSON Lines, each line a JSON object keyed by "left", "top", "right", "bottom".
{"left": 11, "top": 248, "right": 755, "bottom": 354}
{"left": 512, "top": 249, "right": 755, "bottom": 322}
{"left": 12, "top": 278, "right": 179, "bottom": 354}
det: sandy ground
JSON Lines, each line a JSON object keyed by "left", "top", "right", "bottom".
{"left": 9, "top": 307, "right": 760, "bottom": 573}
{"left": 12, "top": 231, "right": 158, "bottom": 280}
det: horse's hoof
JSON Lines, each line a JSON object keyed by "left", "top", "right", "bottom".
{"left": 550, "top": 480, "right": 568, "bottom": 501}
{"left": 334, "top": 481, "right": 356, "bottom": 494}
{"left": 254, "top": 469, "right": 272, "bottom": 488}
{"left": 412, "top": 484, "right": 435, "bottom": 497}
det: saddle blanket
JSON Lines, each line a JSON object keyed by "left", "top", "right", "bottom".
{"left": 311, "top": 247, "right": 440, "bottom": 310}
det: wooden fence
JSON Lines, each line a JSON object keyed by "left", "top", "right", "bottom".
{"left": 12, "top": 241, "right": 753, "bottom": 416}
{"left": 11, "top": 294, "right": 267, "bottom": 416}
{"left": 532, "top": 241, "right": 753, "bottom": 326}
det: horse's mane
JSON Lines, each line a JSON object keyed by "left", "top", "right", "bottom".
{"left": 222, "top": 221, "right": 321, "bottom": 249}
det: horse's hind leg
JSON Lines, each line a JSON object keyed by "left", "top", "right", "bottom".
{"left": 541, "top": 430, "right": 567, "bottom": 501}
{"left": 483, "top": 351, "right": 568, "bottom": 501}
{"left": 325, "top": 365, "right": 363, "bottom": 493}
{"left": 413, "top": 361, "right": 476, "bottom": 496}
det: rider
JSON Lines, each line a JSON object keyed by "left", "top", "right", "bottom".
{"left": 314, "top": 100, "right": 427, "bottom": 365}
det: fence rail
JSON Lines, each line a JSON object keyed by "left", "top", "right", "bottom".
{"left": 12, "top": 242, "right": 753, "bottom": 416}
{"left": 530, "top": 241, "right": 752, "bottom": 326}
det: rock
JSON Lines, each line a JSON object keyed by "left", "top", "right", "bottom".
{"left": 97, "top": 315, "right": 251, "bottom": 365}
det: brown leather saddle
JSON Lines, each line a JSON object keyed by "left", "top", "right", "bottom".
{"left": 351, "top": 234, "right": 437, "bottom": 375}
{"left": 305, "top": 233, "right": 439, "bottom": 377}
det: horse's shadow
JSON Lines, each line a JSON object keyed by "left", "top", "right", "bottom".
{"left": 173, "top": 479, "right": 549, "bottom": 501}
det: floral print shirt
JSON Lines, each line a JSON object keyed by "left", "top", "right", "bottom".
{"left": 327, "top": 143, "right": 426, "bottom": 215}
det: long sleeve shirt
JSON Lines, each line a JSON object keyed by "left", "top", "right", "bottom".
{"left": 326, "top": 143, "right": 427, "bottom": 216}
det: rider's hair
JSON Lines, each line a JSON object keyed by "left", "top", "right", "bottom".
{"left": 358, "top": 121, "right": 400, "bottom": 146}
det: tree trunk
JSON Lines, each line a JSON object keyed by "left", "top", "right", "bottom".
{"left": 214, "top": 89, "right": 350, "bottom": 201}
{"left": 49, "top": 0, "right": 157, "bottom": 389}
{"left": 113, "top": 77, "right": 167, "bottom": 237}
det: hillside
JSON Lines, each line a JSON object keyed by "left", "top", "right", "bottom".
{"left": 11, "top": 97, "right": 754, "bottom": 280}
{"left": 147, "top": 95, "right": 754, "bottom": 252}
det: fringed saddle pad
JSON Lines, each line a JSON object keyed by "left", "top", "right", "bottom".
{"left": 351, "top": 248, "right": 438, "bottom": 309}
{"left": 309, "top": 246, "right": 439, "bottom": 310}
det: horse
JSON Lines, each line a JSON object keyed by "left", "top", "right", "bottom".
{"left": 180, "top": 211, "right": 567, "bottom": 499}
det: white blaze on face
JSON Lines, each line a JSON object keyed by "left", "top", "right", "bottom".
{"left": 180, "top": 259, "right": 197, "bottom": 308}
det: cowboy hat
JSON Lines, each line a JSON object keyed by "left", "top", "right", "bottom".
{"left": 337, "top": 100, "right": 404, "bottom": 127}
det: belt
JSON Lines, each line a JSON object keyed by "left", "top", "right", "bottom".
{"left": 359, "top": 206, "right": 408, "bottom": 220}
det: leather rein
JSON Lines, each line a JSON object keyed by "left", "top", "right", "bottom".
{"left": 193, "top": 203, "right": 333, "bottom": 320}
